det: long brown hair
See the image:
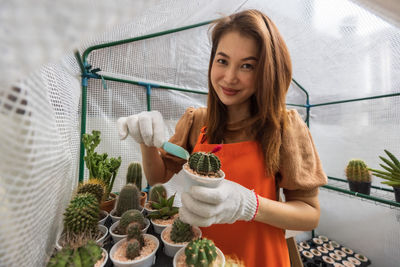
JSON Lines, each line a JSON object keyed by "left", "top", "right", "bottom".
{"left": 206, "top": 9, "right": 292, "bottom": 176}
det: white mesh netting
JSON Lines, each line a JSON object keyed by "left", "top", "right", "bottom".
{"left": 1, "top": 0, "right": 400, "bottom": 266}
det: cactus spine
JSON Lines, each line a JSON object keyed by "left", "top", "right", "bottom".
{"left": 47, "top": 241, "right": 103, "bottom": 267}
{"left": 115, "top": 183, "right": 141, "bottom": 217}
{"left": 188, "top": 151, "right": 221, "bottom": 176}
{"left": 345, "top": 159, "right": 371, "bottom": 182}
{"left": 77, "top": 179, "right": 105, "bottom": 204}
{"left": 171, "top": 218, "right": 194, "bottom": 243}
{"left": 185, "top": 238, "right": 218, "bottom": 267}
{"left": 149, "top": 183, "right": 167, "bottom": 203}
{"left": 117, "top": 209, "right": 145, "bottom": 235}
{"left": 126, "top": 162, "right": 143, "bottom": 189}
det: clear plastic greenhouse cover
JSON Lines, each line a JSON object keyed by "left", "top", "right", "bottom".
{"left": 0, "top": 0, "right": 399, "bottom": 266}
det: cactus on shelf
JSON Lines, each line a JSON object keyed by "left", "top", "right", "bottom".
{"left": 47, "top": 241, "right": 103, "bottom": 267}
{"left": 188, "top": 151, "right": 221, "bottom": 176}
{"left": 170, "top": 217, "right": 194, "bottom": 243}
{"left": 345, "top": 159, "right": 371, "bottom": 182}
{"left": 63, "top": 193, "right": 100, "bottom": 236}
{"left": 148, "top": 183, "right": 167, "bottom": 204}
{"left": 147, "top": 193, "right": 179, "bottom": 220}
{"left": 126, "top": 162, "right": 143, "bottom": 190}
{"left": 115, "top": 183, "right": 141, "bottom": 217}
{"left": 117, "top": 209, "right": 145, "bottom": 235}
{"left": 77, "top": 179, "right": 105, "bottom": 204}
{"left": 185, "top": 238, "right": 218, "bottom": 267}
{"left": 369, "top": 149, "right": 400, "bottom": 187}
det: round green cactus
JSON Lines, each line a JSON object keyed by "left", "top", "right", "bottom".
{"left": 126, "top": 162, "right": 143, "bottom": 189}
{"left": 118, "top": 209, "right": 145, "bottom": 235}
{"left": 346, "top": 159, "right": 371, "bottom": 182}
{"left": 149, "top": 183, "right": 167, "bottom": 203}
{"left": 63, "top": 193, "right": 100, "bottom": 235}
{"left": 77, "top": 179, "right": 105, "bottom": 204}
{"left": 188, "top": 151, "right": 221, "bottom": 175}
{"left": 171, "top": 218, "right": 194, "bottom": 243}
{"left": 47, "top": 241, "right": 102, "bottom": 267}
{"left": 115, "top": 183, "right": 141, "bottom": 217}
{"left": 127, "top": 222, "right": 144, "bottom": 246}
{"left": 185, "top": 238, "right": 218, "bottom": 267}
{"left": 126, "top": 239, "right": 141, "bottom": 260}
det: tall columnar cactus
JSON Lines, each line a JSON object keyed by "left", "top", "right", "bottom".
{"left": 171, "top": 217, "right": 194, "bottom": 243}
{"left": 117, "top": 209, "right": 145, "bottom": 235}
{"left": 149, "top": 183, "right": 167, "bottom": 203}
{"left": 188, "top": 151, "right": 221, "bottom": 176}
{"left": 185, "top": 238, "right": 218, "bottom": 267}
{"left": 77, "top": 179, "right": 105, "bottom": 204}
{"left": 64, "top": 193, "right": 100, "bottom": 236}
{"left": 115, "top": 184, "right": 141, "bottom": 217}
{"left": 47, "top": 241, "right": 103, "bottom": 267}
{"left": 126, "top": 162, "right": 143, "bottom": 190}
{"left": 345, "top": 159, "right": 371, "bottom": 182}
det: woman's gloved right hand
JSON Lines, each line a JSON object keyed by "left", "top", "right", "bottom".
{"left": 117, "top": 110, "right": 165, "bottom": 148}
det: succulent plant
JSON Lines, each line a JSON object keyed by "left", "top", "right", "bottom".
{"left": 77, "top": 179, "right": 105, "bottom": 204}
{"left": 125, "top": 222, "right": 145, "bottom": 260}
{"left": 47, "top": 240, "right": 102, "bottom": 267}
{"left": 345, "top": 159, "right": 371, "bottom": 182}
{"left": 147, "top": 193, "right": 179, "bottom": 220}
{"left": 170, "top": 217, "right": 194, "bottom": 243}
{"left": 148, "top": 183, "right": 167, "bottom": 203}
{"left": 369, "top": 149, "right": 400, "bottom": 187}
{"left": 127, "top": 222, "right": 144, "bottom": 247}
{"left": 115, "top": 183, "right": 141, "bottom": 217}
{"left": 126, "top": 162, "right": 143, "bottom": 190}
{"left": 126, "top": 239, "right": 141, "bottom": 260}
{"left": 185, "top": 238, "right": 218, "bottom": 267}
{"left": 63, "top": 193, "right": 99, "bottom": 236}
{"left": 117, "top": 209, "right": 145, "bottom": 235}
{"left": 188, "top": 151, "right": 221, "bottom": 176}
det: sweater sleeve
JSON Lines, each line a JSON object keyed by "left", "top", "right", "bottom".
{"left": 159, "top": 107, "right": 207, "bottom": 179}
{"left": 278, "top": 109, "right": 328, "bottom": 199}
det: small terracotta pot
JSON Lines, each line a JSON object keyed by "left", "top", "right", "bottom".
{"left": 101, "top": 193, "right": 117, "bottom": 213}
{"left": 140, "top": 192, "right": 147, "bottom": 207}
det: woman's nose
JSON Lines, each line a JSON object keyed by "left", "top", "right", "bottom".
{"left": 223, "top": 66, "right": 239, "bottom": 84}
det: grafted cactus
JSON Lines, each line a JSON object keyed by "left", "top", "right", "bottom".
{"left": 77, "top": 179, "right": 105, "bottom": 204}
{"left": 188, "top": 151, "right": 221, "bottom": 176}
{"left": 126, "top": 162, "right": 143, "bottom": 189}
{"left": 149, "top": 183, "right": 167, "bottom": 203}
{"left": 185, "top": 238, "right": 218, "bottom": 267}
{"left": 115, "top": 183, "right": 141, "bottom": 217}
{"left": 117, "top": 209, "right": 145, "bottom": 235}
{"left": 47, "top": 241, "right": 102, "bottom": 267}
{"left": 345, "top": 159, "right": 371, "bottom": 182}
{"left": 63, "top": 193, "right": 99, "bottom": 236}
{"left": 171, "top": 217, "right": 194, "bottom": 243}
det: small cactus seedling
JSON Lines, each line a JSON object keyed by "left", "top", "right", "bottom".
{"left": 125, "top": 239, "right": 141, "bottom": 260}
{"left": 125, "top": 222, "right": 145, "bottom": 260}
{"left": 115, "top": 183, "right": 141, "bottom": 217}
{"left": 170, "top": 217, "right": 194, "bottom": 243}
{"left": 117, "top": 209, "right": 145, "bottom": 235}
{"left": 188, "top": 146, "right": 222, "bottom": 176}
{"left": 148, "top": 183, "right": 167, "bottom": 203}
{"left": 185, "top": 238, "right": 218, "bottom": 267}
{"left": 47, "top": 241, "right": 102, "bottom": 267}
{"left": 345, "top": 159, "right": 371, "bottom": 182}
{"left": 126, "top": 162, "right": 143, "bottom": 190}
{"left": 77, "top": 179, "right": 105, "bottom": 204}
{"left": 127, "top": 222, "right": 145, "bottom": 247}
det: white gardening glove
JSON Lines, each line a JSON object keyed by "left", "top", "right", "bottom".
{"left": 117, "top": 110, "right": 165, "bottom": 147}
{"left": 179, "top": 179, "right": 259, "bottom": 227}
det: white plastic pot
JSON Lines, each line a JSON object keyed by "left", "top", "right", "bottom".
{"left": 160, "top": 225, "right": 201, "bottom": 258}
{"left": 55, "top": 224, "right": 108, "bottom": 251}
{"left": 110, "top": 218, "right": 150, "bottom": 244}
{"left": 181, "top": 163, "right": 225, "bottom": 193}
{"left": 172, "top": 245, "right": 225, "bottom": 267}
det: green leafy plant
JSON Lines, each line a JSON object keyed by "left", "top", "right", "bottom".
{"left": 82, "top": 130, "right": 122, "bottom": 201}
{"left": 345, "top": 159, "right": 371, "bottom": 182}
{"left": 188, "top": 150, "right": 221, "bottom": 176}
{"left": 170, "top": 217, "right": 194, "bottom": 243}
{"left": 126, "top": 162, "right": 143, "bottom": 190}
{"left": 369, "top": 149, "right": 400, "bottom": 187}
{"left": 115, "top": 184, "right": 141, "bottom": 217}
{"left": 185, "top": 238, "right": 218, "bottom": 267}
{"left": 148, "top": 183, "right": 167, "bottom": 204}
{"left": 147, "top": 193, "right": 179, "bottom": 220}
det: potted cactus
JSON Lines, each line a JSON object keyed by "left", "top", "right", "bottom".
{"left": 173, "top": 237, "right": 225, "bottom": 267}
{"left": 369, "top": 149, "right": 400, "bottom": 202}
{"left": 127, "top": 162, "right": 147, "bottom": 207}
{"left": 82, "top": 130, "right": 122, "bottom": 212}
{"left": 110, "top": 209, "right": 150, "bottom": 244}
{"left": 182, "top": 146, "right": 225, "bottom": 192}
{"left": 147, "top": 192, "right": 179, "bottom": 234}
{"left": 110, "top": 219, "right": 159, "bottom": 267}
{"left": 161, "top": 217, "right": 202, "bottom": 257}
{"left": 345, "top": 159, "right": 372, "bottom": 195}
{"left": 110, "top": 183, "right": 143, "bottom": 223}
{"left": 144, "top": 183, "right": 168, "bottom": 214}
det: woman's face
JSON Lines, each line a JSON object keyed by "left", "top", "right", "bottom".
{"left": 210, "top": 31, "right": 258, "bottom": 109}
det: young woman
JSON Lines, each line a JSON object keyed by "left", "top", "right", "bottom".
{"left": 118, "top": 9, "right": 327, "bottom": 266}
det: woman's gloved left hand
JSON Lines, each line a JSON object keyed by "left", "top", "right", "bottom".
{"left": 179, "top": 179, "right": 259, "bottom": 227}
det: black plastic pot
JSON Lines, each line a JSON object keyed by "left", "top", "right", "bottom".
{"left": 393, "top": 187, "right": 400, "bottom": 203}
{"left": 348, "top": 181, "right": 371, "bottom": 195}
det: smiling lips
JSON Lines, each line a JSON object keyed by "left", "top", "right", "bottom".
{"left": 221, "top": 86, "right": 240, "bottom": 96}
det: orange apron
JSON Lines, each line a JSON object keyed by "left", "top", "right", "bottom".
{"left": 192, "top": 127, "right": 290, "bottom": 267}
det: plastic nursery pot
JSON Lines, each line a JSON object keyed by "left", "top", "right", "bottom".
{"left": 150, "top": 218, "right": 170, "bottom": 235}
{"left": 98, "top": 248, "right": 109, "bottom": 267}
{"left": 140, "top": 192, "right": 147, "bottom": 208}
{"left": 110, "top": 207, "right": 145, "bottom": 224}
{"left": 55, "top": 224, "right": 108, "bottom": 251}
{"left": 110, "top": 234, "right": 159, "bottom": 267}
{"left": 161, "top": 225, "right": 202, "bottom": 258}
{"left": 393, "top": 186, "right": 400, "bottom": 202}
{"left": 173, "top": 245, "right": 225, "bottom": 267}
{"left": 182, "top": 163, "right": 225, "bottom": 193}
{"left": 348, "top": 181, "right": 371, "bottom": 195}
{"left": 98, "top": 210, "right": 109, "bottom": 226}
{"left": 110, "top": 219, "right": 150, "bottom": 244}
